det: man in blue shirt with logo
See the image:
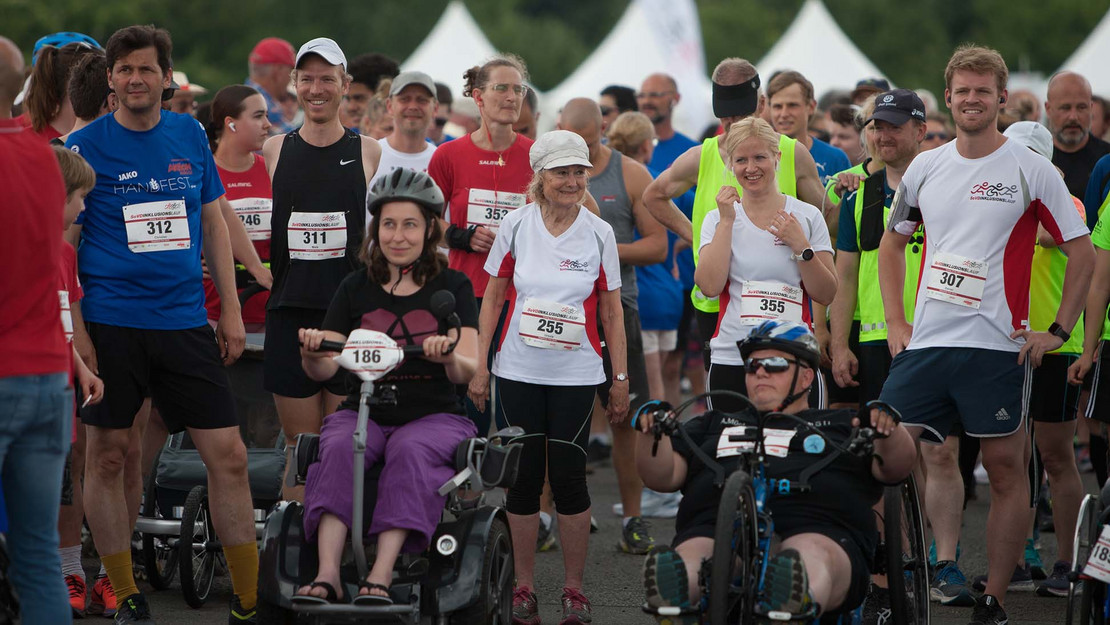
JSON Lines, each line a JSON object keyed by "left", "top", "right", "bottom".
{"left": 768, "top": 71, "right": 851, "bottom": 189}
{"left": 67, "top": 24, "right": 258, "bottom": 624}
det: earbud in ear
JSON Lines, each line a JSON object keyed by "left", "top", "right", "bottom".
{"left": 999, "top": 97, "right": 1006, "bottom": 104}
{"left": 229, "top": 122, "right": 237, "bottom": 132}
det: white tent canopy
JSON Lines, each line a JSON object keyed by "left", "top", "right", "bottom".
{"left": 756, "top": 0, "right": 886, "bottom": 100}
{"left": 540, "top": 0, "right": 714, "bottom": 139}
{"left": 401, "top": 1, "right": 497, "bottom": 101}
{"left": 1058, "top": 6, "right": 1110, "bottom": 97}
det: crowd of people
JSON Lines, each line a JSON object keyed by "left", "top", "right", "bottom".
{"left": 3, "top": 19, "right": 1110, "bottom": 625}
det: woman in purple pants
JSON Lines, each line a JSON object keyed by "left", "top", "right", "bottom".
{"left": 294, "top": 168, "right": 480, "bottom": 605}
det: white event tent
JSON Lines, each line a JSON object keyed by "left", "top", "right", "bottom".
{"left": 756, "top": 0, "right": 886, "bottom": 100}
{"left": 1057, "top": 6, "right": 1110, "bottom": 97}
{"left": 401, "top": 1, "right": 498, "bottom": 101}
{"left": 539, "top": 0, "right": 715, "bottom": 139}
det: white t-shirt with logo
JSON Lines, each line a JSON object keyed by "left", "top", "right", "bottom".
{"left": 889, "top": 138, "right": 1088, "bottom": 353}
{"left": 699, "top": 195, "right": 833, "bottom": 365}
{"left": 365, "top": 137, "right": 437, "bottom": 222}
{"left": 484, "top": 203, "right": 622, "bottom": 385}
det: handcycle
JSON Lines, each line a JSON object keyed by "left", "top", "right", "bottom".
{"left": 637, "top": 390, "right": 930, "bottom": 625}
{"left": 256, "top": 290, "right": 523, "bottom": 624}
{"left": 1066, "top": 479, "right": 1110, "bottom": 624}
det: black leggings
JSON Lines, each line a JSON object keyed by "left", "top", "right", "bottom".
{"left": 494, "top": 377, "right": 595, "bottom": 516}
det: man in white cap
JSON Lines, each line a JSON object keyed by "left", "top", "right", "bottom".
{"left": 262, "top": 38, "right": 381, "bottom": 500}
{"left": 368, "top": 70, "right": 438, "bottom": 195}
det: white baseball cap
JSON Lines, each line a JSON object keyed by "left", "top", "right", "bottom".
{"left": 295, "top": 37, "right": 347, "bottom": 72}
{"left": 1004, "top": 121, "right": 1053, "bottom": 160}
{"left": 530, "top": 130, "right": 592, "bottom": 172}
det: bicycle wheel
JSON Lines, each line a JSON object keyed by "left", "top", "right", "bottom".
{"left": 708, "top": 470, "right": 759, "bottom": 625}
{"left": 140, "top": 449, "right": 178, "bottom": 590}
{"left": 178, "top": 485, "right": 220, "bottom": 608}
{"left": 1070, "top": 494, "right": 1106, "bottom": 625}
{"left": 884, "top": 474, "right": 929, "bottom": 625}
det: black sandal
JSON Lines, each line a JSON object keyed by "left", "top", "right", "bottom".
{"left": 353, "top": 581, "right": 393, "bottom": 605}
{"left": 292, "top": 580, "right": 344, "bottom": 604}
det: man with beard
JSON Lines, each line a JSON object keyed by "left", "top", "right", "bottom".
{"left": 368, "top": 71, "right": 438, "bottom": 194}
{"left": 1046, "top": 71, "right": 1110, "bottom": 217}
{"left": 637, "top": 73, "right": 697, "bottom": 171}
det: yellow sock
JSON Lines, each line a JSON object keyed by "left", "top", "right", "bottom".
{"left": 101, "top": 550, "right": 139, "bottom": 602}
{"left": 224, "top": 541, "right": 258, "bottom": 611}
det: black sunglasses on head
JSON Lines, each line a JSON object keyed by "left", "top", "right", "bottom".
{"left": 743, "top": 356, "right": 798, "bottom": 374}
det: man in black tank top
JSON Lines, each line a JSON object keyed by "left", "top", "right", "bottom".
{"left": 262, "top": 37, "right": 381, "bottom": 500}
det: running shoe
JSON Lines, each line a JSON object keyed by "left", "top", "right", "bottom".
{"left": 618, "top": 516, "right": 656, "bottom": 554}
{"left": 88, "top": 575, "right": 117, "bottom": 617}
{"left": 559, "top": 587, "right": 592, "bottom": 624}
{"left": 537, "top": 515, "right": 558, "bottom": 552}
{"left": 968, "top": 593, "right": 1008, "bottom": 625}
{"left": 512, "top": 586, "right": 541, "bottom": 625}
{"left": 612, "top": 489, "right": 682, "bottom": 518}
{"left": 927, "top": 540, "right": 962, "bottom": 568}
{"left": 113, "top": 593, "right": 154, "bottom": 624}
{"left": 643, "top": 546, "right": 697, "bottom": 625}
{"left": 971, "top": 564, "right": 1034, "bottom": 593}
{"left": 228, "top": 596, "right": 257, "bottom": 624}
{"left": 860, "top": 584, "right": 892, "bottom": 625}
{"left": 760, "top": 549, "right": 815, "bottom": 619}
{"left": 66, "top": 573, "right": 87, "bottom": 618}
{"left": 930, "top": 560, "right": 976, "bottom": 606}
{"left": 1025, "top": 538, "right": 1046, "bottom": 580}
{"left": 1036, "top": 560, "right": 1071, "bottom": 597}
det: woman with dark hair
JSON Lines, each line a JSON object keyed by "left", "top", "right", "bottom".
{"left": 202, "top": 84, "right": 274, "bottom": 331}
{"left": 20, "top": 40, "right": 100, "bottom": 140}
{"left": 294, "top": 168, "right": 479, "bottom": 605}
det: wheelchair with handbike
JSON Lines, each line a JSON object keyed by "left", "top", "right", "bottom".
{"left": 1065, "top": 480, "right": 1110, "bottom": 624}
{"left": 638, "top": 391, "right": 930, "bottom": 625}
{"left": 256, "top": 292, "right": 523, "bottom": 624}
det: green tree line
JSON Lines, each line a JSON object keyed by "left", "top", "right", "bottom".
{"left": 2, "top": 0, "right": 1106, "bottom": 101}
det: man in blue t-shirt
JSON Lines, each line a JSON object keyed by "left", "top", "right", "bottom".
{"left": 67, "top": 24, "right": 259, "bottom": 623}
{"left": 768, "top": 71, "right": 851, "bottom": 188}
{"left": 638, "top": 73, "right": 699, "bottom": 173}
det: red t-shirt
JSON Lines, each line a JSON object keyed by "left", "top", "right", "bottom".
{"left": 204, "top": 154, "right": 272, "bottom": 323}
{"left": 0, "top": 117, "right": 68, "bottom": 377}
{"left": 427, "top": 133, "right": 534, "bottom": 297}
{"left": 16, "top": 112, "right": 63, "bottom": 142}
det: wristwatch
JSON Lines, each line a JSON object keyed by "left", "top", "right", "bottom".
{"left": 613, "top": 373, "right": 629, "bottom": 383}
{"left": 1048, "top": 322, "right": 1071, "bottom": 343}
{"left": 791, "top": 248, "right": 815, "bottom": 262}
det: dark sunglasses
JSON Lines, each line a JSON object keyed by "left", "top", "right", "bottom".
{"left": 743, "top": 356, "right": 797, "bottom": 374}
{"left": 925, "top": 132, "right": 949, "bottom": 141}
{"left": 600, "top": 105, "right": 615, "bottom": 117}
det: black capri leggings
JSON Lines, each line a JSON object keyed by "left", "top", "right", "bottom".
{"left": 494, "top": 376, "right": 596, "bottom": 516}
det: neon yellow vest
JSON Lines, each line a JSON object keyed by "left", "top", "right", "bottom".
{"left": 853, "top": 173, "right": 924, "bottom": 343}
{"left": 691, "top": 134, "right": 797, "bottom": 313}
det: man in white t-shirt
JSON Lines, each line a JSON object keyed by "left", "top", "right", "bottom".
{"left": 367, "top": 71, "right": 438, "bottom": 200}
{"left": 878, "top": 45, "right": 1093, "bottom": 625}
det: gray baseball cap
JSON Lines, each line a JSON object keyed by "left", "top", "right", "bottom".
{"left": 389, "top": 71, "right": 436, "bottom": 98}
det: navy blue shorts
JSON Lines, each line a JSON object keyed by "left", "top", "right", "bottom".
{"left": 879, "top": 347, "right": 1031, "bottom": 444}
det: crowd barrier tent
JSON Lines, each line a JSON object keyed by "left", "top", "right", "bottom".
{"left": 401, "top": 1, "right": 498, "bottom": 103}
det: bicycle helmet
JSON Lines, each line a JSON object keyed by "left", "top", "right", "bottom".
{"left": 366, "top": 167, "right": 445, "bottom": 219}
{"left": 32, "top": 32, "right": 102, "bottom": 64}
{"left": 738, "top": 320, "right": 821, "bottom": 370}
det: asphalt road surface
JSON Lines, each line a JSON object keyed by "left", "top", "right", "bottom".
{"left": 84, "top": 451, "right": 1087, "bottom": 624}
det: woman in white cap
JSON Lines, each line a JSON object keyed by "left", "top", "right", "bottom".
{"left": 468, "top": 130, "right": 627, "bottom": 625}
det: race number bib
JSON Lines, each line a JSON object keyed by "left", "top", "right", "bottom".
{"left": 465, "top": 188, "right": 526, "bottom": 230}
{"left": 230, "top": 198, "right": 272, "bottom": 241}
{"left": 332, "top": 329, "right": 404, "bottom": 383}
{"left": 288, "top": 212, "right": 347, "bottom": 260}
{"left": 122, "top": 200, "right": 189, "bottom": 253}
{"left": 739, "top": 281, "right": 804, "bottom": 324}
{"left": 1083, "top": 524, "right": 1110, "bottom": 584}
{"left": 925, "top": 252, "right": 987, "bottom": 309}
{"left": 58, "top": 290, "right": 73, "bottom": 343}
{"left": 518, "top": 299, "right": 586, "bottom": 351}
{"left": 717, "top": 426, "right": 795, "bottom": 459}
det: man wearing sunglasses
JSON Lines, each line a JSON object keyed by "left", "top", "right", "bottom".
{"left": 634, "top": 320, "right": 916, "bottom": 624}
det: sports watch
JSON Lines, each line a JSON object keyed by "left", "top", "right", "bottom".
{"left": 1047, "top": 322, "right": 1070, "bottom": 343}
{"left": 613, "top": 373, "right": 629, "bottom": 382}
{"left": 791, "top": 248, "right": 815, "bottom": 262}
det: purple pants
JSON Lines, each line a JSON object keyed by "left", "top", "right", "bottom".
{"left": 303, "top": 410, "right": 477, "bottom": 552}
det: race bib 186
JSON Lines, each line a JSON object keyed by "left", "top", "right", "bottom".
{"left": 518, "top": 298, "right": 586, "bottom": 351}
{"left": 230, "top": 198, "right": 272, "bottom": 241}
{"left": 288, "top": 211, "right": 347, "bottom": 260}
{"left": 466, "top": 188, "right": 526, "bottom": 230}
{"left": 122, "top": 200, "right": 189, "bottom": 253}
{"left": 925, "top": 251, "right": 987, "bottom": 309}
{"left": 739, "top": 281, "right": 804, "bottom": 324}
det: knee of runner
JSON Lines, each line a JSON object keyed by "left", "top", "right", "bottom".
{"left": 88, "top": 442, "right": 128, "bottom": 476}
{"left": 211, "top": 438, "right": 249, "bottom": 477}
{"left": 547, "top": 462, "right": 590, "bottom": 516}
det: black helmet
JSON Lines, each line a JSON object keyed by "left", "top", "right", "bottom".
{"left": 737, "top": 320, "right": 821, "bottom": 370}
{"left": 366, "top": 168, "right": 445, "bottom": 219}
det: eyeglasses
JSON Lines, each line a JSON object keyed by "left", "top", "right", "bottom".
{"left": 600, "top": 105, "right": 615, "bottom": 117}
{"left": 925, "top": 132, "right": 949, "bottom": 141}
{"left": 743, "top": 356, "right": 797, "bottom": 374}
{"left": 489, "top": 83, "right": 528, "bottom": 96}
{"left": 636, "top": 90, "right": 674, "bottom": 99}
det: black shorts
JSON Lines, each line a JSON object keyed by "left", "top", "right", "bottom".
{"left": 263, "top": 307, "right": 347, "bottom": 398}
{"left": 598, "top": 306, "right": 652, "bottom": 419}
{"left": 695, "top": 309, "right": 719, "bottom": 371}
{"left": 84, "top": 323, "right": 237, "bottom": 432}
{"left": 1029, "top": 353, "right": 1081, "bottom": 423}
{"left": 1086, "top": 342, "right": 1110, "bottom": 424}
{"left": 825, "top": 320, "right": 861, "bottom": 406}
{"left": 858, "top": 342, "right": 894, "bottom": 405}
{"left": 673, "top": 292, "right": 697, "bottom": 353}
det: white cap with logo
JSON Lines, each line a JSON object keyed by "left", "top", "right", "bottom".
{"left": 295, "top": 37, "right": 347, "bottom": 72}
{"left": 529, "top": 130, "right": 592, "bottom": 172}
